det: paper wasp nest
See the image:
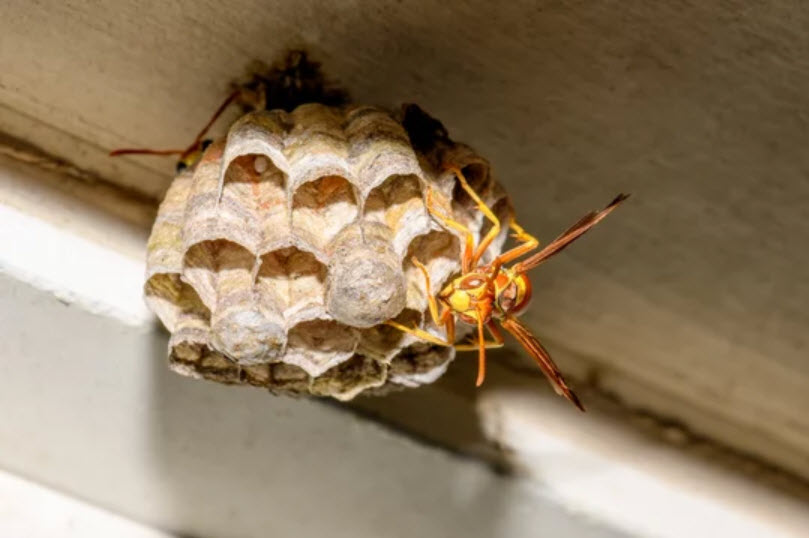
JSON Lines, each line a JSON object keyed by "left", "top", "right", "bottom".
{"left": 145, "top": 103, "right": 512, "bottom": 400}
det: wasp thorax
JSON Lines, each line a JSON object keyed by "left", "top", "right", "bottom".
{"left": 144, "top": 103, "right": 513, "bottom": 400}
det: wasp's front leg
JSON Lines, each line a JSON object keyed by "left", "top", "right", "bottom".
{"left": 423, "top": 187, "right": 477, "bottom": 273}
{"left": 445, "top": 166, "right": 502, "bottom": 269}
{"left": 489, "top": 218, "right": 540, "bottom": 273}
{"left": 385, "top": 257, "right": 456, "bottom": 347}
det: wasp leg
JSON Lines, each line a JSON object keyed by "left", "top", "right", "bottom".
{"left": 411, "top": 257, "right": 441, "bottom": 326}
{"left": 411, "top": 257, "right": 456, "bottom": 344}
{"left": 455, "top": 320, "right": 504, "bottom": 351}
{"left": 445, "top": 166, "right": 502, "bottom": 269}
{"left": 455, "top": 320, "right": 504, "bottom": 386}
{"left": 423, "top": 187, "right": 476, "bottom": 272}
{"left": 385, "top": 321, "right": 454, "bottom": 347}
{"left": 385, "top": 256, "right": 456, "bottom": 346}
{"left": 490, "top": 218, "right": 541, "bottom": 272}
{"left": 386, "top": 308, "right": 456, "bottom": 347}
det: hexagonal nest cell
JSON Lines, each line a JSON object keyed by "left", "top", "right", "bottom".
{"left": 144, "top": 98, "right": 512, "bottom": 400}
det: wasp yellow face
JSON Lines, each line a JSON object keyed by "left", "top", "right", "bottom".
{"left": 439, "top": 272, "right": 495, "bottom": 325}
{"left": 439, "top": 267, "right": 534, "bottom": 326}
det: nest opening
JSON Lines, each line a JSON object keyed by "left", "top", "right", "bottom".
{"left": 388, "top": 342, "right": 453, "bottom": 376}
{"left": 287, "top": 319, "right": 357, "bottom": 353}
{"left": 357, "top": 307, "right": 424, "bottom": 362}
{"left": 256, "top": 246, "right": 326, "bottom": 320}
{"left": 401, "top": 230, "right": 461, "bottom": 312}
{"left": 183, "top": 239, "right": 255, "bottom": 286}
{"left": 223, "top": 153, "right": 287, "bottom": 210}
{"left": 310, "top": 355, "right": 386, "bottom": 399}
{"left": 405, "top": 230, "right": 460, "bottom": 267}
{"left": 292, "top": 175, "right": 358, "bottom": 248}
{"left": 285, "top": 319, "right": 359, "bottom": 376}
{"left": 364, "top": 173, "right": 423, "bottom": 219}
{"left": 144, "top": 273, "right": 211, "bottom": 331}
{"left": 269, "top": 363, "right": 311, "bottom": 393}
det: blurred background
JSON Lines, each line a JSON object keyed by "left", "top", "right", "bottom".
{"left": 1, "top": 1, "right": 808, "bottom": 537}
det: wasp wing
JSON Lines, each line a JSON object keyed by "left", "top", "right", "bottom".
{"left": 513, "top": 193, "right": 629, "bottom": 273}
{"left": 500, "top": 316, "right": 585, "bottom": 411}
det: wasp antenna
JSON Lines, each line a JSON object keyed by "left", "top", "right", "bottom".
{"left": 187, "top": 90, "right": 241, "bottom": 150}
{"left": 109, "top": 148, "right": 185, "bottom": 157}
{"left": 110, "top": 90, "right": 240, "bottom": 162}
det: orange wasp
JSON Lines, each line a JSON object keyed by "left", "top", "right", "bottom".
{"left": 387, "top": 168, "right": 628, "bottom": 411}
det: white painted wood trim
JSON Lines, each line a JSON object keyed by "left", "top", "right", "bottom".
{"left": 0, "top": 471, "right": 173, "bottom": 538}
